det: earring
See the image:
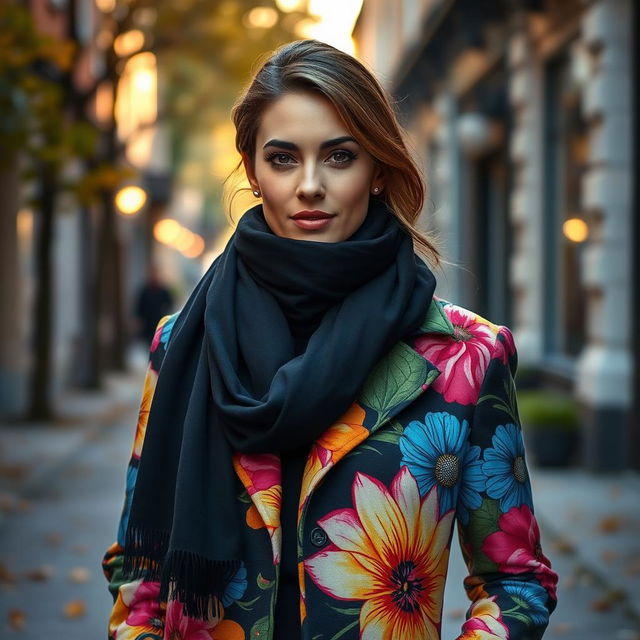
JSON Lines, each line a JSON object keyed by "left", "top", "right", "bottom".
{"left": 253, "top": 190, "right": 260, "bottom": 197}
{"left": 372, "top": 187, "right": 380, "bottom": 194}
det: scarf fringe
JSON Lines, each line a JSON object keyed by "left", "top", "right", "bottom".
{"left": 160, "top": 550, "right": 241, "bottom": 620}
{"left": 122, "top": 525, "right": 170, "bottom": 581}
{"left": 122, "top": 526, "right": 241, "bottom": 620}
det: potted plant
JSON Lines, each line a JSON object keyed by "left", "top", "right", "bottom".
{"left": 517, "top": 390, "right": 580, "bottom": 467}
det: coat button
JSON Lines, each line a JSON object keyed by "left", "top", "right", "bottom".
{"left": 310, "top": 527, "right": 328, "bottom": 547}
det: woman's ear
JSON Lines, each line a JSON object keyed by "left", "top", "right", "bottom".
{"left": 372, "top": 163, "right": 386, "bottom": 193}
{"left": 241, "top": 152, "right": 258, "bottom": 192}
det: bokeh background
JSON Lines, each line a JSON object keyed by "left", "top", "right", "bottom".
{"left": 0, "top": 0, "right": 638, "bottom": 638}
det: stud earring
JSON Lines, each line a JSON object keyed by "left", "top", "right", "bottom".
{"left": 252, "top": 190, "right": 260, "bottom": 197}
{"left": 372, "top": 187, "right": 380, "bottom": 194}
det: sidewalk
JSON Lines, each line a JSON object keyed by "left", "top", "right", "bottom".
{"left": 531, "top": 467, "right": 640, "bottom": 623}
{"left": 0, "top": 350, "right": 147, "bottom": 527}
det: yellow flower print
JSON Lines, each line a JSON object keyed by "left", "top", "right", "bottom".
{"left": 305, "top": 467, "right": 453, "bottom": 640}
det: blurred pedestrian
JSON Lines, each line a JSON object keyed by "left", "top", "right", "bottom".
{"left": 104, "top": 40, "right": 557, "bottom": 640}
{"left": 133, "top": 265, "right": 174, "bottom": 347}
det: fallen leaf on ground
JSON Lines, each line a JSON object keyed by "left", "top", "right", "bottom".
{"left": 551, "top": 537, "right": 575, "bottom": 554}
{"left": 0, "top": 561, "right": 17, "bottom": 584}
{"left": 590, "top": 588, "right": 625, "bottom": 612}
{"left": 44, "top": 532, "right": 63, "bottom": 546}
{"left": 69, "top": 567, "right": 91, "bottom": 583}
{"left": 8, "top": 609, "right": 26, "bottom": 629}
{"left": 0, "top": 492, "right": 17, "bottom": 512}
{"left": 71, "top": 544, "right": 88, "bottom": 555}
{"left": 24, "top": 565, "right": 55, "bottom": 581}
{"left": 597, "top": 515, "right": 624, "bottom": 534}
{"left": 446, "top": 608, "right": 465, "bottom": 619}
{"left": 63, "top": 600, "right": 86, "bottom": 618}
{"left": 600, "top": 549, "right": 618, "bottom": 564}
{"left": 0, "top": 463, "right": 28, "bottom": 480}
{"left": 552, "top": 622, "right": 573, "bottom": 635}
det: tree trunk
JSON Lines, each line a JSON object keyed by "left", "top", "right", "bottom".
{"left": 27, "top": 164, "right": 57, "bottom": 421}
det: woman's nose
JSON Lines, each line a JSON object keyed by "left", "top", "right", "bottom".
{"left": 296, "top": 165, "right": 325, "bottom": 200}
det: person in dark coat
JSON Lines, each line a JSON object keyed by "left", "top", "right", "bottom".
{"left": 133, "top": 265, "right": 174, "bottom": 346}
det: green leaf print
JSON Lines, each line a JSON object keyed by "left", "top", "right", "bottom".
{"left": 360, "top": 342, "right": 427, "bottom": 426}
{"left": 477, "top": 378, "right": 519, "bottom": 423}
{"left": 465, "top": 498, "right": 501, "bottom": 573}
{"left": 256, "top": 573, "right": 274, "bottom": 590}
{"left": 250, "top": 615, "right": 270, "bottom": 638}
{"left": 327, "top": 604, "right": 360, "bottom": 616}
{"left": 419, "top": 299, "right": 454, "bottom": 335}
{"left": 329, "top": 619, "right": 360, "bottom": 640}
{"left": 235, "top": 595, "right": 261, "bottom": 611}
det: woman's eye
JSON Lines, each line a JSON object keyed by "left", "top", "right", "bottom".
{"left": 330, "top": 150, "right": 355, "bottom": 164}
{"left": 266, "top": 153, "right": 295, "bottom": 167}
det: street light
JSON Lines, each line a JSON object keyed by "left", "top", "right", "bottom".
{"left": 115, "top": 185, "right": 147, "bottom": 215}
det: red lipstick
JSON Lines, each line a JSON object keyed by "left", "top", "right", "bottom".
{"left": 290, "top": 210, "right": 336, "bottom": 231}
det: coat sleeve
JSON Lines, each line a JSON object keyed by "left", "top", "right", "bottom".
{"left": 454, "top": 326, "right": 558, "bottom": 639}
{"left": 101, "top": 314, "right": 176, "bottom": 640}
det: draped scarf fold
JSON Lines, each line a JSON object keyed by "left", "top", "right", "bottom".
{"left": 123, "top": 198, "right": 436, "bottom": 618}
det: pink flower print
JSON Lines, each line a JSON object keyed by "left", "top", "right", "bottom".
{"left": 164, "top": 596, "right": 222, "bottom": 640}
{"left": 482, "top": 504, "right": 558, "bottom": 600}
{"left": 492, "top": 326, "right": 516, "bottom": 366}
{"left": 123, "top": 580, "right": 164, "bottom": 632}
{"left": 415, "top": 305, "right": 496, "bottom": 405}
{"left": 236, "top": 453, "right": 280, "bottom": 495}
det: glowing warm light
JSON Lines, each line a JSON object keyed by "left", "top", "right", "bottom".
{"left": 245, "top": 6, "right": 278, "bottom": 29}
{"left": 17, "top": 208, "right": 33, "bottom": 241}
{"left": 175, "top": 228, "right": 195, "bottom": 252}
{"left": 133, "top": 68, "right": 154, "bottom": 92}
{"left": 115, "top": 52, "right": 157, "bottom": 167}
{"left": 294, "top": 17, "right": 318, "bottom": 39}
{"left": 95, "top": 81, "right": 113, "bottom": 124}
{"left": 154, "top": 219, "right": 182, "bottom": 244}
{"left": 154, "top": 219, "right": 206, "bottom": 259}
{"left": 115, "top": 185, "right": 147, "bottom": 215}
{"left": 96, "top": 0, "right": 116, "bottom": 13}
{"left": 182, "top": 234, "right": 205, "bottom": 259}
{"left": 211, "top": 121, "right": 241, "bottom": 180}
{"left": 114, "top": 30, "right": 145, "bottom": 57}
{"left": 305, "top": 0, "right": 363, "bottom": 53}
{"left": 275, "top": 0, "right": 306, "bottom": 11}
{"left": 563, "top": 217, "right": 589, "bottom": 243}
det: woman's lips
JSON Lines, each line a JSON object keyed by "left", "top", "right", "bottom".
{"left": 290, "top": 211, "right": 336, "bottom": 231}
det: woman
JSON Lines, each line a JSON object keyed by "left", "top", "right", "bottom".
{"left": 103, "top": 39, "right": 557, "bottom": 640}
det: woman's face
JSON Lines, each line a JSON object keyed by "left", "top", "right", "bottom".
{"left": 242, "top": 91, "right": 384, "bottom": 242}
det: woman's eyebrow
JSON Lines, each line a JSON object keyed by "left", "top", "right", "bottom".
{"left": 262, "top": 136, "right": 359, "bottom": 151}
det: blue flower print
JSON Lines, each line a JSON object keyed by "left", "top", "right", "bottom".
{"left": 160, "top": 314, "right": 176, "bottom": 346}
{"left": 222, "top": 564, "right": 248, "bottom": 607}
{"left": 117, "top": 464, "right": 138, "bottom": 545}
{"left": 483, "top": 423, "right": 533, "bottom": 512}
{"left": 400, "top": 412, "right": 485, "bottom": 519}
{"left": 457, "top": 444, "right": 485, "bottom": 525}
{"left": 502, "top": 580, "right": 550, "bottom": 626}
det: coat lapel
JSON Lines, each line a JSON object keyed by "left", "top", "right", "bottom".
{"left": 232, "top": 298, "right": 455, "bottom": 564}
{"left": 298, "top": 298, "right": 453, "bottom": 510}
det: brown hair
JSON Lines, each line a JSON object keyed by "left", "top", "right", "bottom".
{"left": 230, "top": 39, "right": 440, "bottom": 265}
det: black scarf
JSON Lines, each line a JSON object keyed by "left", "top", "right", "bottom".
{"left": 123, "top": 198, "right": 436, "bottom": 618}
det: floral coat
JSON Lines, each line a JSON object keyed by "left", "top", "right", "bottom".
{"left": 103, "top": 297, "right": 558, "bottom": 640}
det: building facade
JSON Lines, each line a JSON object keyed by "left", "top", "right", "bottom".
{"left": 355, "top": 0, "right": 637, "bottom": 470}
